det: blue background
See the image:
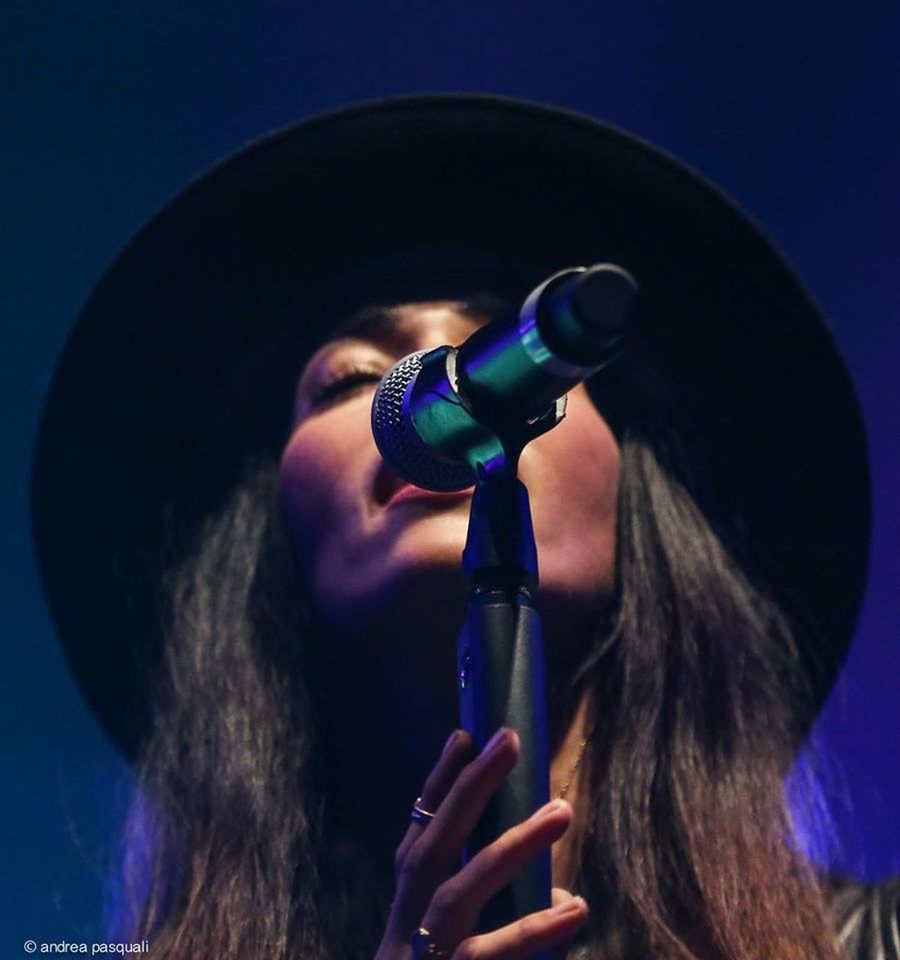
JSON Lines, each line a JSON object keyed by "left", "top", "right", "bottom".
{"left": 3, "top": 0, "right": 898, "bottom": 947}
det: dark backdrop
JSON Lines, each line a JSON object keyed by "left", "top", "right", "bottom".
{"left": 3, "top": 0, "right": 898, "bottom": 947}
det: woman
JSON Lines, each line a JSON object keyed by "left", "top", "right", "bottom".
{"left": 30, "top": 96, "right": 892, "bottom": 960}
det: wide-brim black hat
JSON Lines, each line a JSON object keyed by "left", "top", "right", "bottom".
{"left": 30, "top": 94, "right": 870, "bottom": 762}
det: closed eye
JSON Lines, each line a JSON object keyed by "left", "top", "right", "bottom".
{"left": 308, "top": 369, "right": 383, "bottom": 409}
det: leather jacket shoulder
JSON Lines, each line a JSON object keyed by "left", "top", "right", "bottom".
{"left": 827, "top": 873, "right": 900, "bottom": 960}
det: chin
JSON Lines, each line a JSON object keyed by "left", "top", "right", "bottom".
{"left": 371, "top": 546, "right": 469, "bottom": 624}
{"left": 315, "top": 533, "right": 469, "bottom": 647}
{"left": 380, "top": 507, "right": 471, "bottom": 568}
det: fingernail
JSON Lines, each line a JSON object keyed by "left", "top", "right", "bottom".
{"left": 483, "top": 727, "right": 508, "bottom": 758}
{"left": 550, "top": 896, "right": 586, "bottom": 917}
{"left": 441, "top": 729, "right": 461, "bottom": 758}
{"left": 528, "top": 798, "right": 568, "bottom": 821}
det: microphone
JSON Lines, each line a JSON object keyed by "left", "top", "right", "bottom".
{"left": 371, "top": 264, "right": 637, "bottom": 491}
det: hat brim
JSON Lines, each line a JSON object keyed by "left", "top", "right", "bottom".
{"left": 30, "top": 94, "right": 870, "bottom": 760}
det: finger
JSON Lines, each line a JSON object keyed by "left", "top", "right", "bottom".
{"left": 411, "top": 727, "right": 520, "bottom": 875}
{"left": 390, "top": 728, "right": 520, "bottom": 932}
{"left": 547, "top": 889, "right": 582, "bottom": 960}
{"left": 451, "top": 896, "right": 588, "bottom": 960}
{"left": 422, "top": 799, "right": 573, "bottom": 941}
{"left": 394, "top": 729, "right": 473, "bottom": 871}
{"left": 549, "top": 888, "right": 572, "bottom": 909}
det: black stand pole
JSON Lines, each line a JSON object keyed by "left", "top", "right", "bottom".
{"left": 457, "top": 469, "right": 551, "bottom": 936}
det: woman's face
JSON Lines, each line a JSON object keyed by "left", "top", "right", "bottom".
{"left": 277, "top": 301, "right": 620, "bottom": 670}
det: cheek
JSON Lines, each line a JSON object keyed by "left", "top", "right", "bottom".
{"left": 277, "top": 431, "right": 333, "bottom": 571}
{"left": 559, "top": 395, "right": 620, "bottom": 514}
{"left": 276, "top": 411, "right": 371, "bottom": 573}
{"left": 524, "top": 390, "right": 620, "bottom": 588}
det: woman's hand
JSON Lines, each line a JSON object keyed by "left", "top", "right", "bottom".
{"left": 374, "top": 728, "right": 588, "bottom": 960}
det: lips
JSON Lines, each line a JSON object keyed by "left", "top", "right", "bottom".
{"left": 373, "top": 460, "right": 473, "bottom": 508}
{"left": 386, "top": 485, "right": 473, "bottom": 508}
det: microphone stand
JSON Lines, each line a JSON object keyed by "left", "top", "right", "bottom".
{"left": 371, "top": 264, "right": 637, "bottom": 938}
{"left": 456, "top": 429, "right": 555, "bottom": 938}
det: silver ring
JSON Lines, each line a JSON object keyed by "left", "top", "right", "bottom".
{"left": 410, "top": 796, "right": 435, "bottom": 824}
{"left": 410, "top": 926, "right": 449, "bottom": 959}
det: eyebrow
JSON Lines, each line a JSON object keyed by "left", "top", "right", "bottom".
{"left": 332, "top": 295, "right": 514, "bottom": 347}
{"left": 331, "top": 305, "right": 406, "bottom": 347}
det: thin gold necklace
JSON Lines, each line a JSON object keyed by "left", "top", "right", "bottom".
{"left": 556, "top": 736, "right": 589, "bottom": 800}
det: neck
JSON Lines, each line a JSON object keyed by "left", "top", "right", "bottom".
{"left": 549, "top": 691, "right": 592, "bottom": 890}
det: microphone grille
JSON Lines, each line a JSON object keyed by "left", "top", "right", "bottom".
{"left": 371, "top": 350, "right": 476, "bottom": 492}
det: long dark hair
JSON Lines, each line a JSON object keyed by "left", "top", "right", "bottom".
{"left": 104, "top": 411, "right": 844, "bottom": 960}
